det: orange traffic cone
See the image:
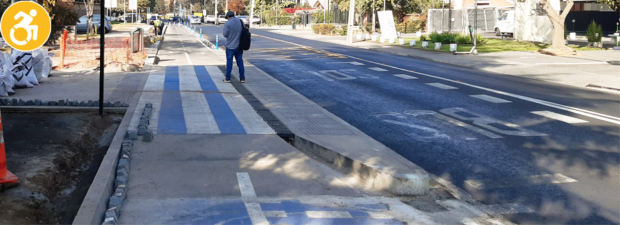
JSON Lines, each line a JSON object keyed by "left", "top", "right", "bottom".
{"left": 0, "top": 110, "right": 17, "bottom": 184}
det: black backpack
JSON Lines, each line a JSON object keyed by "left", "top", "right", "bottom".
{"left": 238, "top": 19, "right": 251, "bottom": 51}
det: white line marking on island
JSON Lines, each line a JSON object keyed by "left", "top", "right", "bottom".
{"left": 369, "top": 67, "right": 388, "bottom": 71}
{"left": 394, "top": 74, "right": 418, "bottom": 79}
{"left": 236, "top": 173, "right": 269, "bottom": 225}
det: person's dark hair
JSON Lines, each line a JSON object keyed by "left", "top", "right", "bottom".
{"left": 226, "top": 11, "right": 235, "bottom": 19}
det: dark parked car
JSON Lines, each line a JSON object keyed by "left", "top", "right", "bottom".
{"left": 76, "top": 14, "right": 112, "bottom": 34}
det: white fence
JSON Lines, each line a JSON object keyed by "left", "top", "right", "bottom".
{"left": 427, "top": 8, "right": 511, "bottom": 34}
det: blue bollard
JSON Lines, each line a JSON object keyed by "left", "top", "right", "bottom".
{"left": 200, "top": 29, "right": 202, "bottom": 39}
{"left": 216, "top": 34, "right": 219, "bottom": 50}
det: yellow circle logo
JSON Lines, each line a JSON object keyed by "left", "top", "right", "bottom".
{"left": 0, "top": 1, "right": 51, "bottom": 51}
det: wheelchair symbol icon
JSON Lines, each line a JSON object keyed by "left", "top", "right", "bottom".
{"left": 10, "top": 9, "right": 39, "bottom": 46}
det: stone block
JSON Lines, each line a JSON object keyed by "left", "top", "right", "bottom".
{"left": 10, "top": 98, "right": 17, "bottom": 106}
{"left": 18, "top": 99, "right": 25, "bottom": 106}
{"left": 117, "top": 158, "right": 130, "bottom": 171}
{"left": 145, "top": 103, "right": 153, "bottom": 108}
{"left": 105, "top": 101, "right": 113, "bottom": 107}
{"left": 25, "top": 100, "right": 34, "bottom": 105}
{"left": 116, "top": 168, "right": 129, "bottom": 179}
{"left": 108, "top": 194, "right": 124, "bottom": 208}
{"left": 0, "top": 99, "right": 7, "bottom": 105}
{"left": 139, "top": 119, "right": 149, "bottom": 126}
{"left": 121, "top": 102, "right": 129, "bottom": 107}
{"left": 42, "top": 101, "right": 49, "bottom": 106}
{"left": 137, "top": 125, "right": 147, "bottom": 135}
{"left": 114, "top": 174, "right": 128, "bottom": 188}
{"left": 114, "top": 101, "right": 122, "bottom": 107}
{"left": 72, "top": 100, "right": 78, "bottom": 106}
{"left": 122, "top": 140, "right": 133, "bottom": 147}
{"left": 102, "top": 216, "right": 118, "bottom": 225}
{"left": 121, "top": 148, "right": 131, "bottom": 157}
{"left": 79, "top": 101, "right": 87, "bottom": 106}
{"left": 94, "top": 101, "right": 99, "bottom": 107}
{"left": 124, "top": 130, "right": 138, "bottom": 140}
{"left": 49, "top": 101, "right": 58, "bottom": 106}
{"left": 143, "top": 130, "right": 153, "bottom": 142}
{"left": 105, "top": 208, "right": 119, "bottom": 221}
{"left": 87, "top": 100, "right": 94, "bottom": 106}
{"left": 58, "top": 100, "right": 66, "bottom": 106}
{"left": 34, "top": 99, "right": 42, "bottom": 105}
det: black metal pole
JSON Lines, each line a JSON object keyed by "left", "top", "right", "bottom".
{"left": 100, "top": 0, "right": 105, "bottom": 116}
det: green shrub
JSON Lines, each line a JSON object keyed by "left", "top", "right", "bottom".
{"left": 420, "top": 35, "right": 429, "bottom": 41}
{"left": 456, "top": 34, "right": 471, "bottom": 44}
{"left": 394, "top": 19, "right": 425, "bottom": 34}
{"left": 338, "top": 25, "right": 347, "bottom": 36}
{"left": 317, "top": 24, "right": 336, "bottom": 35}
{"left": 428, "top": 32, "right": 458, "bottom": 43}
{"left": 586, "top": 20, "right": 603, "bottom": 42}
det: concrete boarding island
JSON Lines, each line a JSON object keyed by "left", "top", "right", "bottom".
{"left": 73, "top": 23, "right": 508, "bottom": 225}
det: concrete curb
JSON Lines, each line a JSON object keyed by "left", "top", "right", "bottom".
{"left": 0, "top": 106, "right": 126, "bottom": 114}
{"left": 195, "top": 33, "right": 429, "bottom": 196}
{"left": 72, "top": 65, "right": 152, "bottom": 225}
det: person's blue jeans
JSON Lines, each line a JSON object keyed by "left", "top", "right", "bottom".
{"left": 225, "top": 47, "right": 245, "bottom": 80}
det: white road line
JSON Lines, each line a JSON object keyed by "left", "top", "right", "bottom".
{"left": 369, "top": 67, "right": 388, "bottom": 71}
{"left": 349, "top": 62, "right": 364, "bottom": 65}
{"left": 534, "top": 62, "right": 607, "bottom": 65}
{"left": 178, "top": 66, "right": 221, "bottom": 134}
{"left": 184, "top": 52, "right": 193, "bottom": 65}
{"left": 394, "top": 74, "right": 418, "bottom": 79}
{"left": 531, "top": 111, "right": 589, "bottom": 124}
{"left": 478, "top": 203, "right": 535, "bottom": 215}
{"left": 328, "top": 48, "right": 620, "bottom": 125}
{"left": 470, "top": 95, "right": 512, "bottom": 103}
{"left": 431, "top": 113, "right": 504, "bottom": 139}
{"left": 305, "top": 211, "right": 353, "bottom": 219}
{"left": 263, "top": 211, "right": 287, "bottom": 217}
{"left": 426, "top": 83, "right": 458, "bottom": 89}
{"left": 465, "top": 173, "right": 577, "bottom": 189}
{"left": 236, "top": 173, "right": 269, "bottom": 225}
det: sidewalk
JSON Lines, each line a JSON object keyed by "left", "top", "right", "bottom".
{"left": 262, "top": 28, "right": 620, "bottom": 93}
{"left": 74, "top": 23, "right": 512, "bottom": 224}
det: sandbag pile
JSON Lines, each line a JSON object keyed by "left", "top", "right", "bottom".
{"left": 0, "top": 49, "right": 54, "bottom": 97}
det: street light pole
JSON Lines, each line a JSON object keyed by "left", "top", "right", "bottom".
{"left": 372, "top": 0, "right": 375, "bottom": 32}
{"left": 448, "top": 0, "right": 452, "bottom": 32}
{"left": 215, "top": 0, "right": 218, "bottom": 25}
{"left": 99, "top": 0, "right": 105, "bottom": 116}
{"left": 249, "top": 0, "right": 255, "bottom": 28}
{"left": 346, "top": 0, "right": 355, "bottom": 43}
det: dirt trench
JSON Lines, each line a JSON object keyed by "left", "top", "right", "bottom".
{"left": 0, "top": 112, "right": 122, "bottom": 224}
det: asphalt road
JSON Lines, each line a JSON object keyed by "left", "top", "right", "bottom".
{"left": 192, "top": 23, "right": 620, "bottom": 224}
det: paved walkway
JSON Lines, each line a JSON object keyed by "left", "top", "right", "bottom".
{"left": 115, "top": 24, "right": 509, "bottom": 225}
{"left": 259, "top": 28, "right": 620, "bottom": 93}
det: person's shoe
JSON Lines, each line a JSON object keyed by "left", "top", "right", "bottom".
{"left": 240, "top": 79, "right": 245, "bottom": 83}
{"left": 223, "top": 79, "right": 231, "bottom": 83}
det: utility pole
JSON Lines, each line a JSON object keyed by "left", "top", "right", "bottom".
{"left": 124, "top": 0, "right": 127, "bottom": 26}
{"left": 383, "top": 0, "right": 385, "bottom": 11}
{"left": 215, "top": 0, "right": 218, "bottom": 25}
{"left": 448, "top": 0, "right": 452, "bottom": 32}
{"left": 346, "top": 0, "right": 355, "bottom": 43}
{"left": 275, "top": 0, "right": 278, "bottom": 26}
{"left": 249, "top": 0, "right": 255, "bottom": 28}
{"left": 225, "top": 0, "right": 228, "bottom": 12}
{"left": 372, "top": 0, "right": 375, "bottom": 32}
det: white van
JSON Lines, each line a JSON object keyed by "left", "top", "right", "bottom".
{"left": 494, "top": 10, "right": 514, "bottom": 36}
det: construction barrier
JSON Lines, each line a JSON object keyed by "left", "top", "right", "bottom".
{"left": 58, "top": 34, "right": 147, "bottom": 68}
{"left": 0, "top": 109, "right": 18, "bottom": 184}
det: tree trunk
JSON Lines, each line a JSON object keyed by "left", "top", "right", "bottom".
{"left": 539, "top": 0, "right": 576, "bottom": 56}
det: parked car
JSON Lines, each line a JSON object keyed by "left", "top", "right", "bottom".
{"left": 218, "top": 15, "right": 228, "bottom": 24}
{"left": 149, "top": 16, "right": 161, "bottom": 25}
{"left": 205, "top": 15, "right": 216, "bottom": 24}
{"left": 494, "top": 10, "right": 514, "bottom": 36}
{"left": 76, "top": 14, "right": 112, "bottom": 34}
{"left": 190, "top": 15, "right": 201, "bottom": 24}
{"left": 251, "top": 15, "right": 260, "bottom": 24}
{"left": 237, "top": 16, "right": 249, "bottom": 28}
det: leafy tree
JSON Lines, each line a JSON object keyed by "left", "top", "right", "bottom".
{"left": 539, "top": 0, "right": 575, "bottom": 55}
{"left": 597, "top": 0, "right": 619, "bottom": 11}
{"left": 228, "top": 0, "right": 246, "bottom": 13}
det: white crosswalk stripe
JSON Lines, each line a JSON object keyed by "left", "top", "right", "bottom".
{"left": 179, "top": 66, "right": 220, "bottom": 134}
